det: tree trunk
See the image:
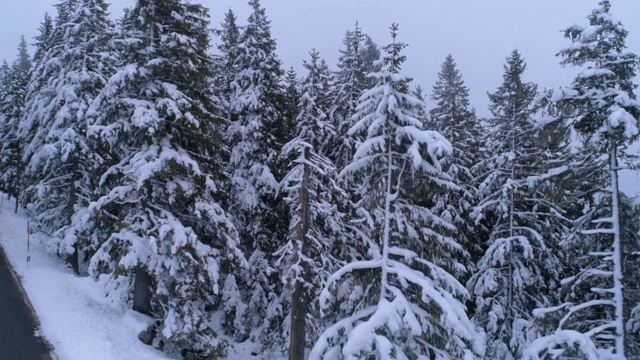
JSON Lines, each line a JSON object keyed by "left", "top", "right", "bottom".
{"left": 609, "top": 145, "right": 626, "bottom": 357}
{"left": 289, "top": 149, "right": 311, "bottom": 360}
{"left": 66, "top": 159, "right": 80, "bottom": 274}
{"left": 289, "top": 280, "right": 306, "bottom": 360}
{"left": 133, "top": 265, "right": 154, "bottom": 316}
{"left": 13, "top": 189, "right": 18, "bottom": 214}
{"left": 69, "top": 244, "right": 79, "bottom": 275}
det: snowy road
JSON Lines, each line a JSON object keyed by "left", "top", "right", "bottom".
{"left": 0, "top": 246, "right": 52, "bottom": 360}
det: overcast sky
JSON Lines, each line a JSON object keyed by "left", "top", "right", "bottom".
{"left": 1, "top": 0, "right": 639, "bottom": 196}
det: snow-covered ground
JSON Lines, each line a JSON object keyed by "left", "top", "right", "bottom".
{"left": 0, "top": 193, "right": 173, "bottom": 360}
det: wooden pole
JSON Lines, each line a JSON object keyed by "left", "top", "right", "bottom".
{"left": 27, "top": 221, "right": 31, "bottom": 264}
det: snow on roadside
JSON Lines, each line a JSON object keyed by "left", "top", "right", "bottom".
{"left": 0, "top": 193, "right": 174, "bottom": 360}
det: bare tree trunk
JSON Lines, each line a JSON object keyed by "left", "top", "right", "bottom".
{"left": 290, "top": 280, "right": 306, "bottom": 360}
{"left": 13, "top": 189, "right": 18, "bottom": 214}
{"left": 289, "top": 148, "right": 310, "bottom": 360}
{"left": 66, "top": 159, "right": 80, "bottom": 274}
{"left": 133, "top": 264, "right": 154, "bottom": 316}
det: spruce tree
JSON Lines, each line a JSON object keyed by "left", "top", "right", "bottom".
{"left": 282, "top": 67, "right": 301, "bottom": 140}
{"left": 329, "top": 22, "right": 372, "bottom": 173}
{"left": 225, "top": 0, "right": 287, "bottom": 346}
{"left": 362, "top": 34, "right": 381, "bottom": 88}
{"left": 0, "top": 60, "right": 10, "bottom": 194}
{"left": 311, "top": 24, "right": 482, "bottom": 360}
{"left": 213, "top": 8, "right": 240, "bottom": 121}
{"left": 0, "top": 36, "right": 32, "bottom": 211}
{"left": 429, "top": 54, "right": 484, "bottom": 280}
{"left": 18, "top": 0, "right": 118, "bottom": 274}
{"left": 33, "top": 13, "right": 53, "bottom": 62}
{"left": 280, "top": 49, "right": 346, "bottom": 360}
{"left": 20, "top": 1, "right": 78, "bottom": 182}
{"left": 0, "top": 61, "right": 9, "bottom": 106}
{"left": 83, "top": 0, "right": 243, "bottom": 356}
{"left": 469, "top": 50, "right": 564, "bottom": 359}
{"left": 526, "top": 2, "right": 640, "bottom": 358}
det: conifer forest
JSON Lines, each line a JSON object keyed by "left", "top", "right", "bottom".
{"left": 1, "top": 0, "right": 640, "bottom": 359}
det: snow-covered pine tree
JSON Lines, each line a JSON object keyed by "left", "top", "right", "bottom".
{"left": 362, "top": 33, "right": 382, "bottom": 88}
{"left": 272, "top": 66, "right": 305, "bottom": 186}
{"left": 0, "top": 60, "right": 10, "bottom": 144}
{"left": 33, "top": 13, "right": 53, "bottom": 63}
{"left": 311, "top": 24, "right": 482, "bottom": 360}
{"left": 0, "top": 60, "right": 10, "bottom": 195}
{"left": 527, "top": 193, "right": 640, "bottom": 360}
{"left": 225, "top": 0, "right": 288, "bottom": 345}
{"left": 82, "top": 0, "right": 244, "bottom": 356}
{"left": 429, "top": 54, "right": 485, "bottom": 280}
{"left": 18, "top": 0, "right": 118, "bottom": 274}
{"left": 18, "top": 1, "right": 78, "bottom": 215}
{"left": 0, "top": 36, "right": 32, "bottom": 212}
{"left": 272, "top": 67, "right": 302, "bottom": 208}
{"left": 526, "top": 2, "right": 640, "bottom": 358}
{"left": 0, "top": 61, "right": 9, "bottom": 107}
{"left": 327, "top": 25, "right": 378, "bottom": 276}
{"left": 279, "top": 49, "right": 346, "bottom": 360}
{"left": 282, "top": 67, "right": 301, "bottom": 140}
{"left": 212, "top": 8, "right": 240, "bottom": 121}
{"left": 328, "top": 22, "right": 369, "bottom": 173}
{"left": 469, "top": 50, "right": 564, "bottom": 359}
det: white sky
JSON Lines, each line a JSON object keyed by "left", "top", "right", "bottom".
{"left": 1, "top": 0, "right": 639, "bottom": 196}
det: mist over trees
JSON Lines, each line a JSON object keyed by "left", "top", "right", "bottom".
{"left": 0, "top": 0, "right": 638, "bottom": 359}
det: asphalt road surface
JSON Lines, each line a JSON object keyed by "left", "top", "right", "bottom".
{"left": 0, "top": 247, "right": 53, "bottom": 360}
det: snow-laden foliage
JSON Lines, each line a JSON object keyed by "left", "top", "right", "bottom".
{"left": 328, "top": 22, "right": 373, "bottom": 173}
{"left": 311, "top": 24, "right": 483, "bottom": 360}
{"left": 527, "top": 2, "right": 640, "bottom": 359}
{"left": 18, "top": 0, "right": 118, "bottom": 271}
{"left": 278, "top": 49, "right": 347, "bottom": 359}
{"left": 79, "top": 0, "right": 244, "bottom": 356}
{"left": 212, "top": 8, "right": 240, "bottom": 121}
{"left": 429, "top": 54, "right": 485, "bottom": 279}
{"left": 224, "top": 0, "right": 289, "bottom": 347}
{"left": 227, "top": 0, "right": 282, "bottom": 216}
{"left": 0, "top": 36, "right": 31, "bottom": 204}
{"left": 469, "top": 50, "right": 565, "bottom": 359}
{"left": 33, "top": 13, "right": 54, "bottom": 62}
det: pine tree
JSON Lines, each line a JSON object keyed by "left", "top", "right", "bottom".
{"left": 329, "top": 22, "right": 373, "bottom": 173}
{"left": 0, "top": 61, "right": 9, "bottom": 105}
{"left": 0, "top": 60, "right": 11, "bottom": 194}
{"left": 469, "top": 50, "right": 564, "bottom": 359}
{"left": 18, "top": 0, "right": 118, "bottom": 274}
{"left": 280, "top": 49, "right": 346, "bottom": 360}
{"left": 225, "top": 0, "right": 287, "bottom": 346}
{"left": 429, "top": 54, "right": 485, "bottom": 280}
{"left": 83, "top": 0, "right": 243, "bottom": 356}
{"left": 526, "top": 2, "right": 640, "bottom": 358}
{"left": 213, "top": 8, "right": 240, "bottom": 120}
{"left": 362, "top": 34, "right": 381, "bottom": 88}
{"left": 19, "top": 1, "right": 78, "bottom": 186}
{"left": 33, "top": 13, "right": 53, "bottom": 62}
{"left": 0, "top": 36, "right": 32, "bottom": 212}
{"left": 282, "top": 67, "right": 301, "bottom": 140}
{"left": 311, "top": 24, "right": 482, "bottom": 360}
